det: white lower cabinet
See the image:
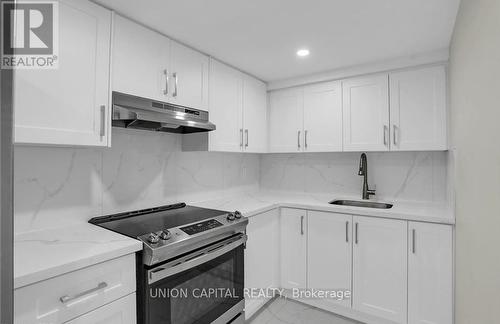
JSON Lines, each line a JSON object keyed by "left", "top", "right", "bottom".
{"left": 244, "top": 209, "right": 280, "bottom": 318}
{"left": 14, "top": 254, "right": 136, "bottom": 324}
{"left": 243, "top": 208, "right": 454, "bottom": 324}
{"left": 280, "top": 208, "right": 307, "bottom": 290}
{"left": 307, "top": 211, "right": 352, "bottom": 308}
{"left": 352, "top": 216, "right": 408, "bottom": 323}
{"left": 408, "top": 222, "right": 453, "bottom": 324}
{"left": 65, "top": 293, "right": 136, "bottom": 324}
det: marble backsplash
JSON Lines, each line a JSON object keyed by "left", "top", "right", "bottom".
{"left": 14, "top": 128, "right": 260, "bottom": 234}
{"left": 260, "top": 152, "right": 448, "bottom": 203}
{"left": 14, "top": 128, "right": 449, "bottom": 234}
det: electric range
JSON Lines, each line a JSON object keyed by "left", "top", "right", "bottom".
{"left": 89, "top": 203, "right": 247, "bottom": 324}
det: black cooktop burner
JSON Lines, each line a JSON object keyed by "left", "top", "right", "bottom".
{"left": 89, "top": 203, "right": 228, "bottom": 238}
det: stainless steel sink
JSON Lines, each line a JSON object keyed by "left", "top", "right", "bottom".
{"left": 329, "top": 199, "right": 393, "bottom": 209}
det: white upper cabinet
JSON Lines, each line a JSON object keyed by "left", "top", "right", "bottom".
{"left": 268, "top": 81, "right": 343, "bottom": 153}
{"left": 352, "top": 216, "right": 407, "bottom": 324}
{"left": 14, "top": 0, "right": 111, "bottom": 146}
{"left": 208, "top": 59, "right": 243, "bottom": 152}
{"left": 268, "top": 65, "right": 447, "bottom": 153}
{"left": 208, "top": 59, "right": 267, "bottom": 152}
{"left": 242, "top": 75, "right": 268, "bottom": 153}
{"left": 408, "top": 222, "right": 453, "bottom": 324}
{"left": 342, "top": 74, "right": 390, "bottom": 152}
{"left": 390, "top": 66, "right": 447, "bottom": 151}
{"left": 169, "top": 41, "right": 209, "bottom": 110}
{"left": 112, "top": 15, "right": 169, "bottom": 103}
{"left": 113, "top": 16, "right": 209, "bottom": 110}
{"left": 303, "top": 81, "right": 343, "bottom": 152}
{"left": 280, "top": 208, "right": 307, "bottom": 290}
{"left": 268, "top": 89, "right": 303, "bottom": 152}
{"left": 307, "top": 211, "right": 352, "bottom": 308}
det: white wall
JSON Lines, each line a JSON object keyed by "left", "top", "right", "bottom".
{"left": 260, "top": 152, "right": 448, "bottom": 203}
{"left": 14, "top": 128, "right": 260, "bottom": 234}
{"left": 449, "top": 0, "right": 500, "bottom": 322}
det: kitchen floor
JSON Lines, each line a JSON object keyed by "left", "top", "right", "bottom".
{"left": 248, "top": 298, "right": 362, "bottom": 324}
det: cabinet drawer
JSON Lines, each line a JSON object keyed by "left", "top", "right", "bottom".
{"left": 65, "top": 293, "right": 136, "bottom": 324}
{"left": 15, "top": 254, "right": 136, "bottom": 324}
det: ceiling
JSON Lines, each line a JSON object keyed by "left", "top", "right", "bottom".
{"left": 94, "top": 0, "right": 460, "bottom": 82}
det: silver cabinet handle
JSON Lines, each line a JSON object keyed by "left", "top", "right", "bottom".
{"left": 173, "top": 72, "right": 178, "bottom": 97}
{"left": 100, "top": 105, "right": 106, "bottom": 137}
{"left": 163, "top": 69, "right": 169, "bottom": 95}
{"left": 148, "top": 235, "right": 246, "bottom": 284}
{"left": 412, "top": 229, "right": 416, "bottom": 254}
{"left": 240, "top": 129, "right": 243, "bottom": 148}
{"left": 60, "top": 282, "right": 107, "bottom": 304}
{"left": 345, "top": 221, "right": 349, "bottom": 243}
{"left": 355, "top": 222, "right": 358, "bottom": 244}
{"left": 305, "top": 130, "right": 308, "bottom": 149}
{"left": 245, "top": 129, "right": 249, "bottom": 148}
{"left": 383, "top": 125, "right": 388, "bottom": 146}
{"left": 393, "top": 125, "right": 398, "bottom": 146}
{"left": 297, "top": 131, "right": 301, "bottom": 149}
{"left": 300, "top": 215, "right": 304, "bottom": 235}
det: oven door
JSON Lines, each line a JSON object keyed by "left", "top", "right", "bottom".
{"left": 145, "top": 234, "right": 245, "bottom": 324}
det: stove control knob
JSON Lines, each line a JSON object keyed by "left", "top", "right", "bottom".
{"left": 147, "top": 233, "right": 159, "bottom": 244}
{"left": 234, "top": 211, "right": 242, "bottom": 219}
{"left": 227, "top": 213, "right": 235, "bottom": 221}
{"left": 160, "top": 230, "right": 171, "bottom": 240}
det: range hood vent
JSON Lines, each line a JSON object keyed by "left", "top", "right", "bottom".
{"left": 112, "top": 92, "right": 216, "bottom": 134}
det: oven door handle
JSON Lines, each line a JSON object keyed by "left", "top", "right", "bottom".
{"left": 148, "top": 235, "right": 247, "bottom": 284}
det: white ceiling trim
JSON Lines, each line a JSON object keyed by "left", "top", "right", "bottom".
{"left": 267, "top": 48, "right": 450, "bottom": 91}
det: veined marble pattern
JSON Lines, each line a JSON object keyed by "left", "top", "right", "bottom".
{"left": 260, "top": 152, "right": 448, "bottom": 203}
{"left": 249, "top": 298, "right": 361, "bottom": 324}
{"left": 14, "top": 128, "right": 449, "bottom": 234}
{"left": 14, "top": 128, "right": 260, "bottom": 234}
{"left": 14, "top": 146, "right": 103, "bottom": 232}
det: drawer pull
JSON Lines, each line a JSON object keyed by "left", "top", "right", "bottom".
{"left": 60, "top": 282, "right": 108, "bottom": 304}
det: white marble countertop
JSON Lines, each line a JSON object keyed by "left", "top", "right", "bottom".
{"left": 14, "top": 190, "right": 453, "bottom": 289}
{"left": 191, "top": 190, "right": 455, "bottom": 224}
{"left": 14, "top": 223, "right": 142, "bottom": 289}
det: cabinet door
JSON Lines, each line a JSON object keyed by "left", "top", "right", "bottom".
{"left": 112, "top": 15, "right": 169, "bottom": 102}
{"left": 245, "top": 209, "right": 280, "bottom": 318}
{"left": 242, "top": 75, "right": 267, "bottom": 153}
{"left": 303, "top": 81, "right": 343, "bottom": 152}
{"left": 268, "top": 89, "right": 303, "bottom": 153}
{"left": 208, "top": 59, "right": 243, "bottom": 152}
{"left": 352, "top": 216, "right": 407, "bottom": 323}
{"left": 65, "top": 293, "right": 136, "bottom": 324}
{"left": 169, "top": 41, "right": 209, "bottom": 110}
{"left": 342, "top": 75, "right": 390, "bottom": 151}
{"left": 307, "top": 211, "right": 352, "bottom": 308}
{"left": 390, "top": 66, "right": 447, "bottom": 151}
{"left": 408, "top": 222, "right": 453, "bottom": 324}
{"left": 280, "top": 208, "right": 307, "bottom": 290}
{"left": 14, "top": 0, "right": 111, "bottom": 146}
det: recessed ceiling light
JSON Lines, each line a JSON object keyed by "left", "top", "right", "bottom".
{"left": 296, "top": 49, "right": 310, "bottom": 57}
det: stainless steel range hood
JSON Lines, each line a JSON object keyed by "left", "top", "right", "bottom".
{"left": 112, "top": 92, "right": 216, "bottom": 134}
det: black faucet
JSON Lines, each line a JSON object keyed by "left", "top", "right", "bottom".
{"left": 358, "top": 153, "right": 376, "bottom": 200}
